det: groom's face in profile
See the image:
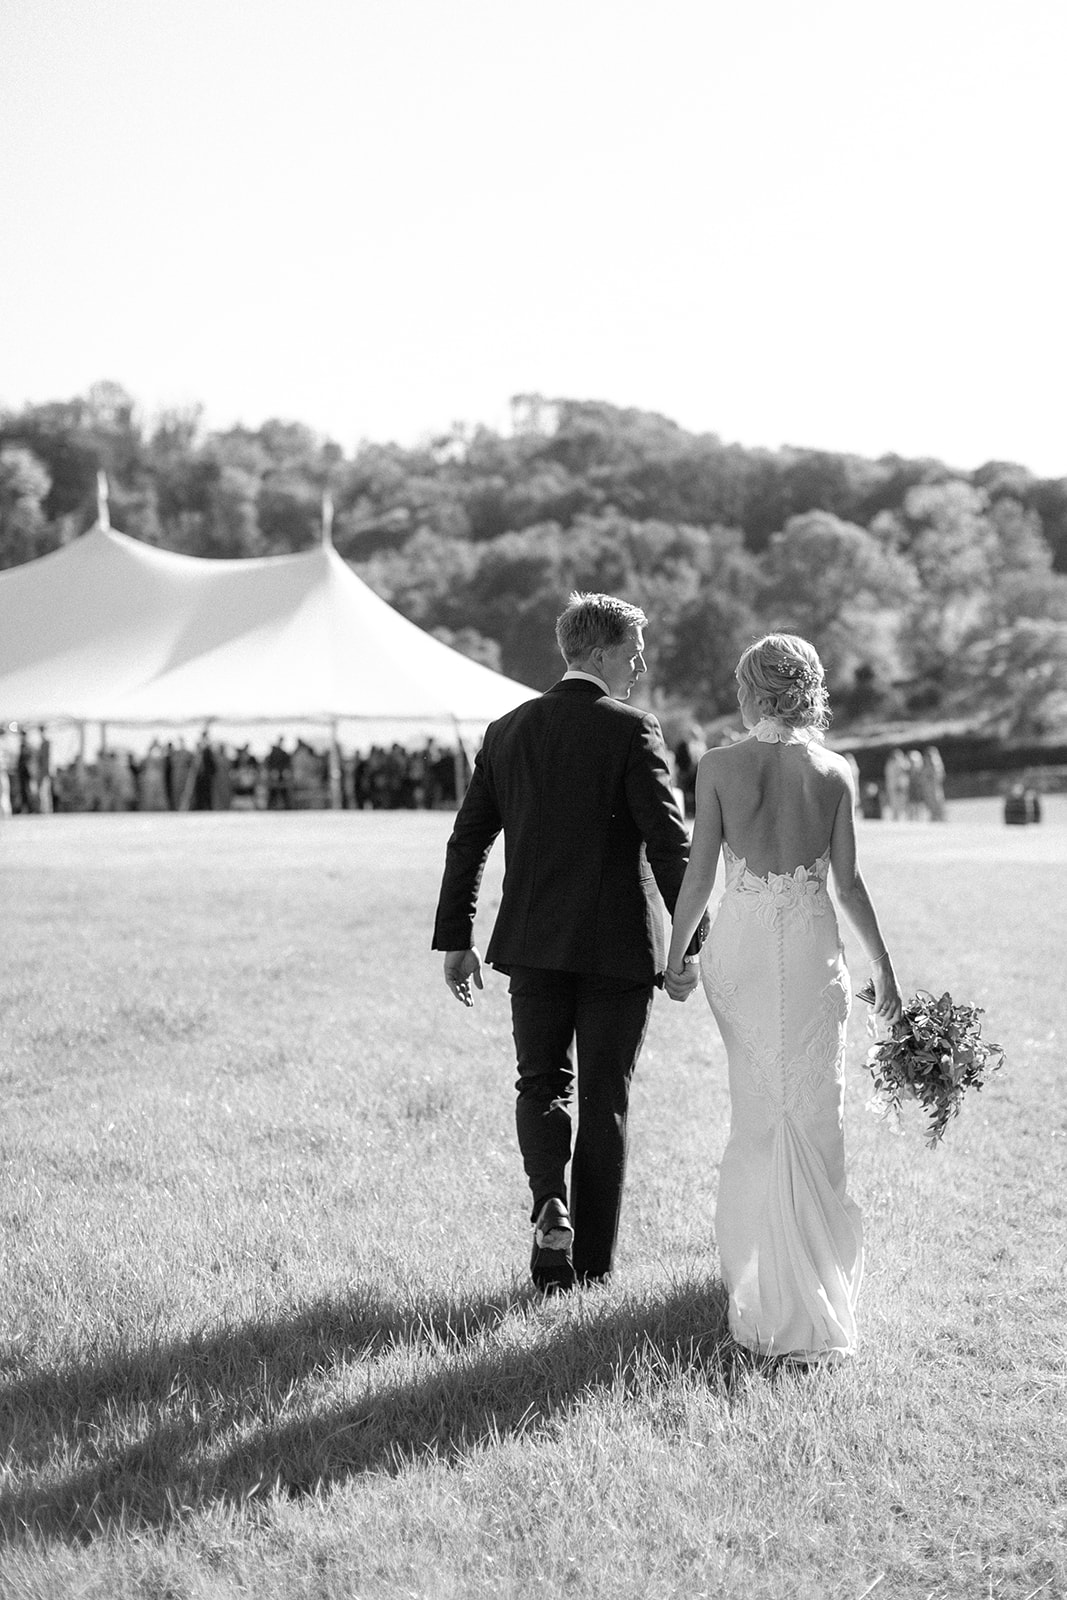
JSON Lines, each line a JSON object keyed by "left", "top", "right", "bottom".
{"left": 595, "top": 626, "right": 646, "bottom": 700}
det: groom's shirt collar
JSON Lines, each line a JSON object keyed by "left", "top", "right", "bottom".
{"left": 562, "top": 668, "right": 610, "bottom": 693}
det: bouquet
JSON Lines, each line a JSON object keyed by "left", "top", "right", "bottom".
{"left": 856, "top": 983, "right": 1004, "bottom": 1147}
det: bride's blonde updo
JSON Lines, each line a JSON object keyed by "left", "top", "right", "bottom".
{"left": 736, "top": 633, "right": 830, "bottom": 731}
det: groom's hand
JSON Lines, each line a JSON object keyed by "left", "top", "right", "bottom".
{"left": 444, "top": 948, "right": 484, "bottom": 1007}
{"left": 664, "top": 962, "right": 699, "bottom": 1002}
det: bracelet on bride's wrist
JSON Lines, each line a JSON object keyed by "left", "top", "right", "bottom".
{"left": 869, "top": 950, "right": 890, "bottom": 966}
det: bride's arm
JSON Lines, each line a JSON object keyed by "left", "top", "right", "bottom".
{"left": 829, "top": 776, "right": 902, "bottom": 1021}
{"left": 666, "top": 754, "right": 723, "bottom": 977}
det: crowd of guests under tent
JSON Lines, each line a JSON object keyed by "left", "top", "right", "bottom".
{"left": 0, "top": 730, "right": 465, "bottom": 815}
{"left": 1, "top": 723, "right": 1051, "bottom": 826}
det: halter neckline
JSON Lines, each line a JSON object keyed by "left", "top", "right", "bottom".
{"left": 749, "top": 717, "right": 823, "bottom": 746}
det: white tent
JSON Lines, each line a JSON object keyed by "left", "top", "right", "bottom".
{"left": 0, "top": 523, "right": 537, "bottom": 743}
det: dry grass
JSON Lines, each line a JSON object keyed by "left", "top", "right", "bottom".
{"left": 0, "top": 804, "right": 1064, "bottom": 1599}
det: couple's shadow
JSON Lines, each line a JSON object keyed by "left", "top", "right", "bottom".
{"left": 1, "top": 1277, "right": 740, "bottom": 1544}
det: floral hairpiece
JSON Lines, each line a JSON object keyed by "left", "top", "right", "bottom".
{"left": 777, "top": 659, "right": 819, "bottom": 689}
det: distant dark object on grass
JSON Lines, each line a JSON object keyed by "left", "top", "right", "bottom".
{"left": 1003, "top": 783, "right": 1043, "bottom": 825}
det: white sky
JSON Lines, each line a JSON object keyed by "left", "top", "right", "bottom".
{"left": 2, "top": 0, "right": 1065, "bottom": 475}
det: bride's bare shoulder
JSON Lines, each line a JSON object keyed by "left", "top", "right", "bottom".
{"left": 811, "top": 744, "right": 855, "bottom": 788}
{"left": 699, "top": 741, "right": 750, "bottom": 769}
{"left": 697, "top": 742, "right": 757, "bottom": 794}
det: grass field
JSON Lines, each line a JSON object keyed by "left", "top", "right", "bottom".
{"left": 1, "top": 803, "right": 1065, "bottom": 1600}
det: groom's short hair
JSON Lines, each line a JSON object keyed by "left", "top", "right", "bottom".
{"left": 556, "top": 592, "right": 647, "bottom": 664}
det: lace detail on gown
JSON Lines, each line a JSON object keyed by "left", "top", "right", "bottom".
{"left": 701, "top": 841, "right": 863, "bottom": 1361}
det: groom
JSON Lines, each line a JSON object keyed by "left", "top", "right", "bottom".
{"left": 432, "top": 592, "right": 704, "bottom": 1291}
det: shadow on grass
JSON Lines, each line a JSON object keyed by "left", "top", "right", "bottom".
{"left": 0, "top": 1279, "right": 739, "bottom": 1544}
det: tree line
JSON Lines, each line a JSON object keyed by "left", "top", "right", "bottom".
{"left": 2, "top": 381, "right": 1066, "bottom": 739}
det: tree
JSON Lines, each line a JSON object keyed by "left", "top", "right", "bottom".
{"left": 761, "top": 511, "right": 915, "bottom": 688}
{"left": 950, "top": 619, "right": 1067, "bottom": 738}
{"left": 356, "top": 528, "right": 478, "bottom": 632}
{"left": 0, "top": 399, "right": 101, "bottom": 525}
{"left": 893, "top": 481, "right": 1000, "bottom": 703}
{"left": 463, "top": 523, "right": 570, "bottom": 687}
{"left": 1031, "top": 478, "right": 1067, "bottom": 573}
{"left": 0, "top": 445, "right": 52, "bottom": 568}
{"left": 988, "top": 495, "right": 1053, "bottom": 580}
{"left": 654, "top": 527, "right": 763, "bottom": 715}
{"left": 430, "top": 626, "right": 502, "bottom": 673}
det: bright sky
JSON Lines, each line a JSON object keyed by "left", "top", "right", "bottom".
{"left": 2, "top": 0, "right": 1065, "bottom": 475}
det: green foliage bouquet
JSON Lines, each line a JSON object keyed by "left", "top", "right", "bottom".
{"left": 856, "top": 984, "right": 1005, "bottom": 1147}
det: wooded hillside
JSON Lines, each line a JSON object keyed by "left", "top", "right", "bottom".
{"left": 4, "top": 382, "right": 1066, "bottom": 735}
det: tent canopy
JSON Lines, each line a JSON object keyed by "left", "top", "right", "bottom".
{"left": 0, "top": 525, "right": 538, "bottom": 735}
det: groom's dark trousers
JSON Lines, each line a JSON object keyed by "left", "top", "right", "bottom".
{"left": 432, "top": 677, "right": 696, "bottom": 1281}
{"left": 510, "top": 966, "right": 653, "bottom": 1280}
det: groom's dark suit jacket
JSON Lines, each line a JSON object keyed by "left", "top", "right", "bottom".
{"left": 432, "top": 678, "right": 694, "bottom": 983}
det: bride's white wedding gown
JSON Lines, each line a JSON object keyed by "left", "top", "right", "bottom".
{"left": 701, "top": 829, "right": 863, "bottom": 1362}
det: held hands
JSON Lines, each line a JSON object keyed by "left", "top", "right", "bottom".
{"left": 664, "top": 906, "right": 710, "bottom": 1002}
{"left": 664, "top": 961, "right": 700, "bottom": 1003}
{"left": 444, "top": 948, "right": 484, "bottom": 1007}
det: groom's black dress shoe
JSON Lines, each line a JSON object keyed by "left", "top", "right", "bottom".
{"left": 531, "top": 1198, "right": 575, "bottom": 1293}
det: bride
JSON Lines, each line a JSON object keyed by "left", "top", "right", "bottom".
{"left": 665, "top": 634, "right": 902, "bottom": 1363}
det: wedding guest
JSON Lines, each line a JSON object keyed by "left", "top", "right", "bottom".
{"left": 167, "top": 740, "right": 195, "bottom": 810}
{"left": 860, "top": 780, "right": 884, "bottom": 820}
{"left": 434, "top": 744, "right": 459, "bottom": 807}
{"left": 921, "top": 746, "right": 947, "bottom": 821}
{"left": 51, "top": 760, "right": 83, "bottom": 812}
{"left": 100, "top": 749, "right": 137, "bottom": 811}
{"left": 674, "top": 725, "right": 707, "bottom": 819}
{"left": 905, "top": 750, "right": 926, "bottom": 820}
{"left": 139, "top": 741, "right": 169, "bottom": 811}
{"left": 230, "top": 747, "right": 260, "bottom": 810}
{"left": 884, "top": 749, "right": 909, "bottom": 820}
{"left": 295, "top": 740, "right": 331, "bottom": 807}
{"left": 265, "top": 739, "right": 293, "bottom": 809}
{"left": 35, "top": 727, "right": 53, "bottom": 814}
{"left": 211, "top": 744, "right": 233, "bottom": 810}
{"left": 15, "top": 731, "right": 36, "bottom": 813}
{"left": 350, "top": 752, "right": 372, "bottom": 809}
{"left": 191, "top": 737, "right": 217, "bottom": 810}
